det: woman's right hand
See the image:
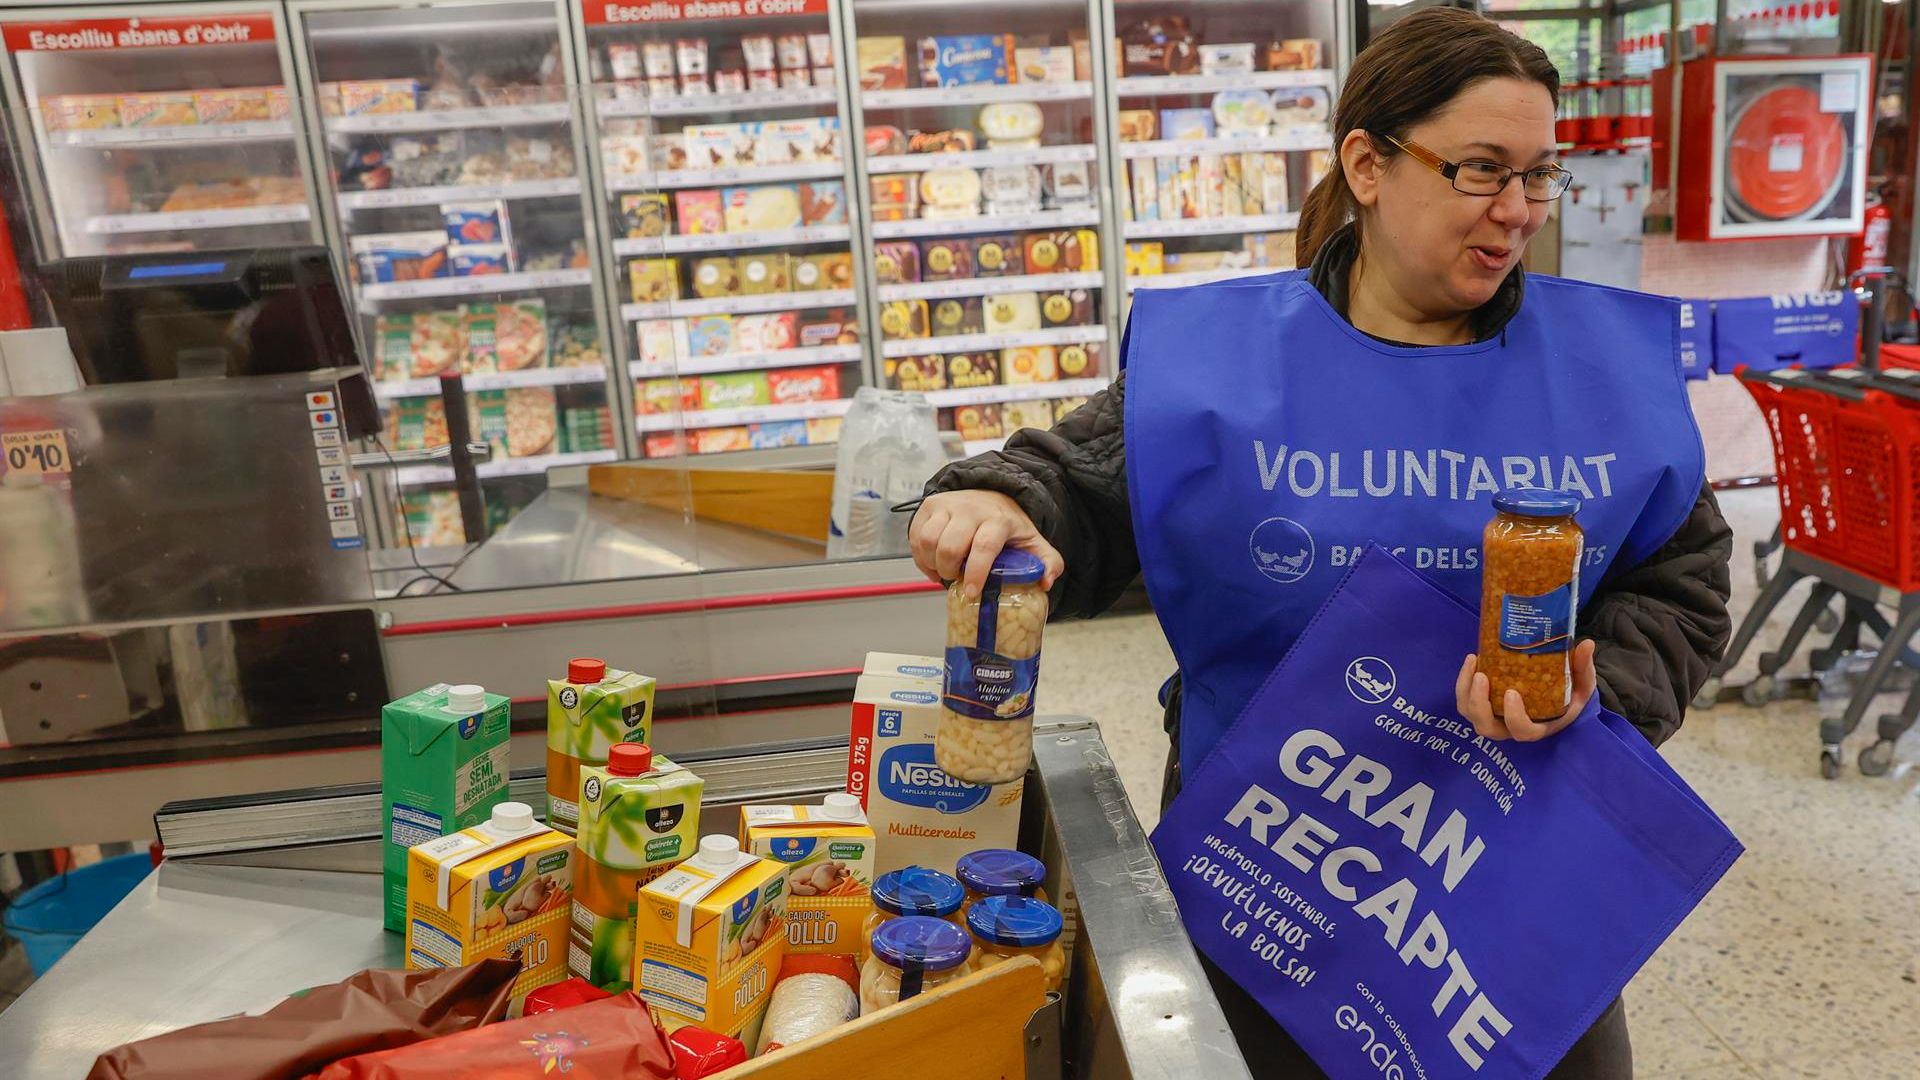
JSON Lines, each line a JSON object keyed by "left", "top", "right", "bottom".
{"left": 909, "top": 490, "right": 1065, "bottom": 599}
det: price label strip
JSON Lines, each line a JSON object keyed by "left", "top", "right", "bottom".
{"left": 2, "top": 429, "right": 72, "bottom": 477}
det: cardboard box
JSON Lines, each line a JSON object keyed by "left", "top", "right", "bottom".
{"left": 621, "top": 193, "right": 670, "bottom": 238}
{"left": 1057, "top": 341, "right": 1101, "bottom": 380}
{"left": 405, "top": 805, "right": 574, "bottom": 1010}
{"left": 701, "top": 372, "right": 772, "bottom": 411}
{"left": 857, "top": 36, "right": 909, "bottom": 91}
{"left": 546, "top": 663, "right": 657, "bottom": 834}
{"left": 971, "top": 235, "right": 1023, "bottom": 277}
{"left": 192, "top": 87, "right": 272, "bottom": 124}
{"left": 917, "top": 34, "right": 1014, "bottom": 88}
{"left": 873, "top": 240, "right": 921, "bottom": 284}
{"left": 381, "top": 683, "right": 512, "bottom": 934}
{"left": 793, "top": 252, "right": 852, "bottom": 292}
{"left": 353, "top": 232, "right": 451, "bottom": 284}
{"left": 954, "top": 403, "right": 1003, "bottom": 441}
{"left": 931, "top": 297, "right": 983, "bottom": 337}
{"left": 847, "top": 674, "right": 1025, "bottom": 878}
{"left": 117, "top": 91, "right": 197, "bottom": 127}
{"left": 449, "top": 243, "right": 512, "bottom": 276}
{"left": 687, "top": 315, "right": 733, "bottom": 357}
{"left": 738, "top": 253, "right": 791, "bottom": 294}
{"left": 630, "top": 258, "right": 681, "bottom": 303}
{"left": 639, "top": 377, "right": 700, "bottom": 415}
{"left": 691, "top": 256, "right": 742, "bottom": 298}
{"left": 921, "top": 239, "right": 974, "bottom": 281}
{"left": 767, "top": 365, "right": 839, "bottom": 406}
{"left": 742, "top": 798, "right": 875, "bottom": 956}
{"left": 946, "top": 352, "right": 999, "bottom": 389}
{"left": 983, "top": 292, "right": 1042, "bottom": 334}
{"left": 674, "top": 190, "right": 725, "bottom": 235}
{"left": 636, "top": 842, "right": 789, "bottom": 1043}
{"left": 41, "top": 94, "right": 120, "bottom": 131}
{"left": 723, "top": 185, "right": 803, "bottom": 233}
{"left": 864, "top": 653, "right": 943, "bottom": 682}
{"left": 1015, "top": 46, "right": 1076, "bottom": 85}
{"left": 572, "top": 750, "right": 704, "bottom": 987}
{"left": 884, "top": 355, "right": 946, "bottom": 392}
{"left": 637, "top": 319, "right": 692, "bottom": 367}
{"left": 695, "top": 426, "right": 753, "bottom": 454}
{"left": 751, "top": 420, "right": 808, "bottom": 449}
{"left": 1002, "top": 399, "right": 1056, "bottom": 433}
{"left": 1126, "top": 241, "right": 1166, "bottom": 276}
{"left": 340, "top": 79, "right": 421, "bottom": 116}
{"left": 798, "top": 181, "right": 847, "bottom": 225}
{"left": 1003, "top": 345, "right": 1058, "bottom": 384}
{"left": 443, "top": 200, "right": 511, "bottom": 247}
{"left": 734, "top": 312, "right": 800, "bottom": 352}
{"left": 879, "top": 300, "right": 929, "bottom": 340}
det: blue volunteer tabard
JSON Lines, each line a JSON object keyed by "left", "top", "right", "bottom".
{"left": 1150, "top": 547, "right": 1741, "bottom": 1079}
{"left": 1123, "top": 269, "right": 1707, "bottom": 768}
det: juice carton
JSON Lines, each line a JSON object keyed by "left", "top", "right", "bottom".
{"left": 741, "top": 793, "right": 875, "bottom": 956}
{"left": 636, "top": 836, "right": 789, "bottom": 1047}
{"left": 546, "top": 658, "right": 657, "bottom": 834}
{"left": 381, "top": 683, "right": 511, "bottom": 933}
{"left": 406, "top": 802, "right": 574, "bottom": 1010}
{"left": 572, "top": 744, "right": 705, "bottom": 988}
{"left": 848, "top": 674, "right": 1024, "bottom": 877}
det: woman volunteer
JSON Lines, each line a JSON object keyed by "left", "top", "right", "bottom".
{"left": 908, "top": 9, "right": 1733, "bottom": 1078}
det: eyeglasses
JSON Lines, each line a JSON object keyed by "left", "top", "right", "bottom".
{"left": 1378, "top": 133, "right": 1574, "bottom": 202}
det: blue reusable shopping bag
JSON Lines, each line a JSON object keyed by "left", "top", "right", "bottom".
{"left": 1711, "top": 291, "right": 1857, "bottom": 373}
{"left": 1150, "top": 547, "right": 1741, "bottom": 1080}
{"left": 1679, "top": 299, "right": 1713, "bottom": 381}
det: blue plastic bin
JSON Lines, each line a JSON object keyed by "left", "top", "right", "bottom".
{"left": 3, "top": 853, "right": 153, "bottom": 976}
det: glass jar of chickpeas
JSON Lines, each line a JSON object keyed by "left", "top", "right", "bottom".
{"left": 861, "top": 867, "right": 967, "bottom": 963}
{"left": 1478, "top": 489, "right": 1585, "bottom": 720}
{"left": 966, "top": 895, "right": 1066, "bottom": 993}
{"left": 937, "top": 549, "right": 1049, "bottom": 785}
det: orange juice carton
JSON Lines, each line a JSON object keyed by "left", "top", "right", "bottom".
{"left": 636, "top": 836, "right": 789, "bottom": 1047}
{"left": 405, "top": 802, "right": 576, "bottom": 1011}
{"left": 740, "top": 794, "right": 876, "bottom": 956}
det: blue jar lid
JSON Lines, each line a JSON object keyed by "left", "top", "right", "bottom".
{"left": 871, "top": 867, "right": 965, "bottom": 917}
{"left": 983, "top": 548, "right": 1046, "bottom": 586}
{"left": 966, "top": 895, "right": 1064, "bottom": 948}
{"left": 871, "top": 916, "right": 972, "bottom": 972}
{"left": 1493, "top": 488, "right": 1582, "bottom": 518}
{"left": 955, "top": 849, "right": 1046, "bottom": 898}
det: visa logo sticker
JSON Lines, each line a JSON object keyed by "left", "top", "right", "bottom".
{"left": 878, "top": 743, "right": 991, "bottom": 814}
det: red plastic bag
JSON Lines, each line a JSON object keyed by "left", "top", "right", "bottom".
{"left": 315, "top": 992, "right": 675, "bottom": 1080}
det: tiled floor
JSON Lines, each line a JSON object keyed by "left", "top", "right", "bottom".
{"left": 1037, "top": 488, "right": 1920, "bottom": 1079}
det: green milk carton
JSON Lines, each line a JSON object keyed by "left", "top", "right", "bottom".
{"left": 571, "top": 743, "right": 704, "bottom": 988}
{"left": 546, "top": 658, "right": 657, "bottom": 835}
{"left": 382, "top": 682, "right": 512, "bottom": 933}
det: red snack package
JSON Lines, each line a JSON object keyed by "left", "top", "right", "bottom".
{"left": 88, "top": 960, "right": 519, "bottom": 1080}
{"left": 522, "top": 978, "right": 614, "bottom": 1016}
{"left": 315, "top": 992, "right": 674, "bottom": 1080}
{"left": 667, "top": 1026, "right": 749, "bottom": 1079}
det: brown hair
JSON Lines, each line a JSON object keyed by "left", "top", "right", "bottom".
{"left": 1295, "top": 9, "right": 1560, "bottom": 266}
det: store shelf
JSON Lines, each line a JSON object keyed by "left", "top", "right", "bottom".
{"left": 629, "top": 343, "right": 863, "bottom": 378}
{"left": 878, "top": 271, "right": 1103, "bottom": 303}
{"left": 47, "top": 120, "right": 295, "bottom": 149}
{"left": 1123, "top": 212, "right": 1300, "bottom": 240}
{"left": 867, "top": 144, "right": 1096, "bottom": 173}
{"left": 372, "top": 364, "right": 610, "bottom": 400}
{"left": 327, "top": 102, "right": 573, "bottom": 135}
{"left": 392, "top": 448, "right": 619, "bottom": 487}
{"left": 635, "top": 396, "right": 853, "bottom": 433}
{"left": 1116, "top": 70, "right": 1337, "bottom": 96}
{"left": 870, "top": 207, "right": 1100, "bottom": 240}
{"left": 881, "top": 324, "right": 1107, "bottom": 359}
{"left": 600, "top": 86, "right": 838, "bottom": 119}
{"left": 611, "top": 160, "right": 844, "bottom": 192}
{"left": 1129, "top": 267, "right": 1285, "bottom": 291}
{"left": 862, "top": 82, "right": 1094, "bottom": 109}
{"left": 613, "top": 224, "right": 852, "bottom": 256}
{"left": 337, "top": 177, "right": 580, "bottom": 211}
{"left": 1119, "top": 131, "right": 1331, "bottom": 158}
{"left": 623, "top": 288, "right": 858, "bottom": 320}
{"left": 358, "top": 267, "right": 593, "bottom": 304}
{"left": 925, "top": 377, "right": 1106, "bottom": 409}
{"left": 85, "top": 203, "right": 310, "bottom": 235}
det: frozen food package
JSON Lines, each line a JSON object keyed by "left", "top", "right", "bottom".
{"left": 826, "top": 387, "right": 945, "bottom": 559}
{"left": 1125, "top": 241, "right": 1166, "bottom": 276}
{"left": 799, "top": 309, "right": 859, "bottom": 347}
{"left": 117, "top": 91, "right": 198, "bottom": 128}
{"left": 1057, "top": 341, "right": 1101, "bottom": 379}
{"left": 972, "top": 234, "right": 1023, "bottom": 276}
{"left": 42, "top": 94, "right": 120, "bottom": 131}
{"left": 352, "top": 232, "right": 448, "bottom": 283}
{"left": 1266, "top": 37, "right": 1324, "bottom": 71}
{"left": 87, "top": 960, "right": 519, "bottom": 1080}
{"left": 677, "top": 37, "right": 710, "bottom": 77}
{"left": 1222, "top": 154, "right": 1247, "bottom": 216}
{"left": 753, "top": 420, "right": 809, "bottom": 449}
{"left": 880, "top": 300, "right": 931, "bottom": 340}
{"left": 1261, "top": 153, "right": 1292, "bottom": 214}
{"left": 192, "top": 88, "right": 273, "bottom": 124}
{"left": 793, "top": 252, "right": 853, "bottom": 291}
{"left": 885, "top": 355, "right": 946, "bottom": 392}
{"left": 637, "top": 319, "right": 692, "bottom": 367}
{"left": 311, "top": 992, "right": 675, "bottom": 1080}
{"left": 714, "top": 68, "right": 746, "bottom": 94}
{"left": 1272, "top": 86, "right": 1332, "bottom": 129}
{"left": 982, "top": 165, "right": 1044, "bottom": 214}
{"left": 742, "top": 34, "right": 777, "bottom": 72}
{"left": 448, "top": 243, "right": 512, "bottom": 276}
{"left": 1015, "top": 46, "right": 1076, "bottom": 85}
{"left": 931, "top": 297, "right": 984, "bottom": 336}
{"left": 675, "top": 189, "right": 725, "bottom": 234}
{"left": 724, "top": 185, "right": 804, "bottom": 232}
{"left": 621, "top": 193, "right": 670, "bottom": 238}
{"left": 410, "top": 311, "right": 465, "bottom": 377}
{"left": 918, "top": 34, "right": 1015, "bottom": 87}
{"left": 919, "top": 168, "right": 982, "bottom": 219}
{"left": 1003, "top": 345, "right": 1058, "bottom": 384}
{"left": 1001, "top": 398, "right": 1056, "bottom": 433}
{"left": 733, "top": 312, "right": 800, "bottom": 353}
{"left": 630, "top": 258, "right": 681, "bottom": 303}
{"left": 776, "top": 33, "right": 810, "bottom": 71}
{"left": 1213, "top": 90, "right": 1275, "bottom": 137}
{"left": 738, "top": 253, "right": 792, "bottom": 294}
{"left": 688, "top": 314, "right": 734, "bottom": 357}
{"left": 1121, "top": 14, "right": 1199, "bottom": 75}
{"left": 953, "top": 402, "right": 1004, "bottom": 441}
{"left": 748, "top": 68, "right": 781, "bottom": 93}
{"left": 979, "top": 103, "right": 1044, "bottom": 148}
{"left": 1117, "top": 109, "right": 1158, "bottom": 143}
{"left": 495, "top": 300, "right": 548, "bottom": 370}
{"left": 340, "top": 79, "right": 421, "bottom": 116}
{"left": 869, "top": 173, "right": 919, "bottom": 221}
{"left": 798, "top": 181, "right": 847, "bottom": 225}
{"left": 609, "top": 42, "right": 644, "bottom": 80}
{"left": 984, "top": 292, "right": 1042, "bottom": 334}
{"left": 921, "top": 238, "right": 975, "bottom": 281}
{"left": 695, "top": 426, "right": 752, "bottom": 454}
{"left": 374, "top": 315, "right": 415, "bottom": 382}
{"left": 463, "top": 306, "right": 500, "bottom": 374}
{"left": 768, "top": 365, "right": 841, "bottom": 406}
{"left": 506, "top": 388, "right": 558, "bottom": 456}
{"left": 808, "top": 33, "right": 833, "bottom": 67}
{"left": 691, "top": 256, "right": 742, "bottom": 298}
{"left": 947, "top": 352, "right": 1000, "bottom": 388}
{"left": 1044, "top": 162, "right": 1093, "bottom": 209}
{"left": 1160, "top": 108, "right": 1215, "bottom": 141}
{"left": 1200, "top": 43, "right": 1256, "bottom": 75}
{"left": 1039, "top": 289, "right": 1094, "bottom": 329}
{"left": 857, "top": 37, "right": 909, "bottom": 91}
{"left": 873, "top": 241, "right": 921, "bottom": 284}
{"left": 601, "top": 132, "right": 653, "bottom": 178}
{"left": 1131, "top": 159, "right": 1161, "bottom": 222}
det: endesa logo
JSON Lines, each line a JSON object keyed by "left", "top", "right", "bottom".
{"left": 878, "top": 743, "right": 991, "bottom": 814}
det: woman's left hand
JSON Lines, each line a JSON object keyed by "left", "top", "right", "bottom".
{"left": 1455, "top": 640, "right": 1598, "bottom": 742}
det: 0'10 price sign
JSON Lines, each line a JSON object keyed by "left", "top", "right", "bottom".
{"left": 2, "top": 429, "right": 72, "bottom": 477}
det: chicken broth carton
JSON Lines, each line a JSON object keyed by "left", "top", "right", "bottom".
{"left": 405, "top": 803, "right": 574, "bottom": 1011}
{"left": 740, "top": 794, "right": 876, "bottom": 956}
{"left": 848, "top": 673, "right": 1024, "bottom": 876}
{"left": 547, "top": 657, "right": 657, "bottom": 834}
{"left": 636, "top": 837, "right": 789, "bottom": 1048}
{"left": 571, "top": 744, "right": 704, "bottom": 988}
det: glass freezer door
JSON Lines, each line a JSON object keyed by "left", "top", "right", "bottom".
{"left": 0, "top": 4, "right": 323, "bottom": 261}
{"left": 848, "top": 0, "right": 1113, "bottom": 457}
{"left": 576, "top": 0, "right": 863, "bottom": 461}
{"left": 1109, "top": 0, "right": 1338, "bottom": 298}
{"left": 288, "top": 0, "right": 621, "bottom": 557}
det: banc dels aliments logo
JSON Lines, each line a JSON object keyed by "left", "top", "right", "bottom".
{"left": 1345, "top": 656, "right": 1396, "bottom": 704}
{"left": 1250, "top": 517, "right": 1315, "bottom": 584}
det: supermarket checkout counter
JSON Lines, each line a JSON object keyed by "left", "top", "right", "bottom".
{"left": 0, "top": 721, "right": 1254, "bottom": 1080}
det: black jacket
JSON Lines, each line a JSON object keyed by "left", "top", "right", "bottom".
{"left": 923, "top": 229, "right": 1735, "bottom": 764}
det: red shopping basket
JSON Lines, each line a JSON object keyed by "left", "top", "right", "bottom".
{"left": 1738, "top": 369, "right": 1847, "bottom": 562}
{"left": 1881, "top": 342, "right": 1920, "bottom": 371}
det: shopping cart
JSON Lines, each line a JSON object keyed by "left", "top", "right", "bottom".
{"left": 1703, "top": 366, "right": 1920, "bottom": 777}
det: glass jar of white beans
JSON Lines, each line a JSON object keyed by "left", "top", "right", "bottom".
{"left": 860, "top": 916, "right": 973, "bottom": 1013}
{"left": 937, "top": 549, "right": 1049, "bottom": 785}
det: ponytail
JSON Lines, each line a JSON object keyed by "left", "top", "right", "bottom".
{"left": 1295, "top": 155, "right": 1356, "bottom": 267}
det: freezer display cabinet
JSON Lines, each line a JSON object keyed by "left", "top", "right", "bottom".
{"left": 288, "top": 0, "right": 621, "bottom": 549}
{"left": 577, "top": 0, "right": 863, "bottom": 460}
{"left": 0, "top": 4, "right": 323, "bottom": 261}
{"left": 1110, "top": 0, "right": 1338, "bottom": 298}
{"left": 850, "top": 0, "right": 1113, "bottom": 456}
